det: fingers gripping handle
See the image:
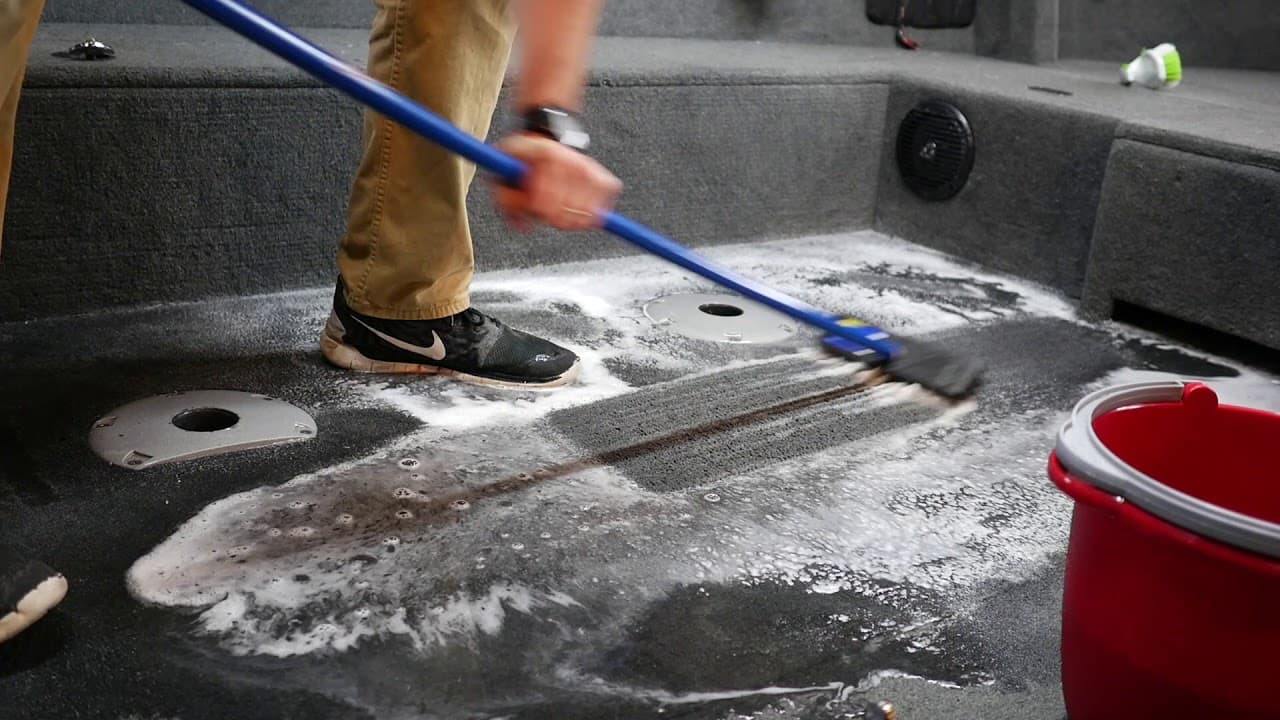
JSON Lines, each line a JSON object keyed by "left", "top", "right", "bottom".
{"left": 179, "top": 0, "right": 901, "bottom": 360}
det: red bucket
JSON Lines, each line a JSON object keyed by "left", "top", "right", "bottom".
{"left": 1049, "top": 381, "right": 1280, "bottom": 719}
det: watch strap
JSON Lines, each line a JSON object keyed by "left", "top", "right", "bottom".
{"left": 519, "top": 106, "right": 591, "bottom": 152}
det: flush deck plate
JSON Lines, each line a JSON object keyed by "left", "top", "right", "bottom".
{"left": 90, "top": 390, "right": 317, "bottom": 470}
{"left": 643, "top": 293, "right": 796, "bottom": 344}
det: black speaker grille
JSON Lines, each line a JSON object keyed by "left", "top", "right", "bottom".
{"left": 896, "top": 100, "right": 975, "bottom": 201}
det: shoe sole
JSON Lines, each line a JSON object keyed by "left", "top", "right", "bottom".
{"left": 321, "top": 328, "right": 581, "bottom": 390}
{"left": 0, "top": 574, "right": 68, "bottom": 644}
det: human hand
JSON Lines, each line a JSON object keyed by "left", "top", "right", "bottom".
{"left": 492, "top": 133, "right": 623, "bottom": 232}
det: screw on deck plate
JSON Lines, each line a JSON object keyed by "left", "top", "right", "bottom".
{"left": 54, "top": 37, "right": 116, "bottom": 61}
{"left": 124, "top": 451, "right": 154, "bottom": 467}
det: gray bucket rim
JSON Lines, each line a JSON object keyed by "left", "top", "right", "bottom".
{"left": 1055, "top": 380, "right": 1280, "bottom": 561}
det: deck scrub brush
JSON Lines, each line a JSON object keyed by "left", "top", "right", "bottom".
{"left": 1120, "top": 43, "right": 1182, "bottom": 90}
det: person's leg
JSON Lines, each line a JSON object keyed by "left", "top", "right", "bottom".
{"left": 0, "top": 0, "right": 46, "bottom": 254}
{"left": 0, "top": 0, "right": 66, "bottom": 646}
{"left": 339, "top": 0, "right": 514, "bottom": 320}
{"left": 324, "top": 0, "right": 580, "bottom": 387}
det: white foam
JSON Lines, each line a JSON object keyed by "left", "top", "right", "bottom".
{"left": 128, "top": 397, "right": 1062, "bottom": 659}
{"left": 552, "top": 664, "right": 845, "bottom": 707}
{"left": 155, "top": 555, "right": 589, "bottom": 658}
{"left": 637, "top": 682, "right": 845, "bottom": 706}
{"left": 472, "top": 276, "right": 617, "bottom": 319}
{"left": 128, "top": 230, "right": 1256, "bottom": 667}
{"left": 332, "top": 230, "right": 1073, "bottom": 437}
{"left": 1093, "top": 365, "right": 1280, "bottom": 412}
{"left": 357, "top": 345, "right": 631, "bottom": 431}
{"left": 701, "top": 231, "right": 1080, "bottom": 331}
{"left": 854, "top": 668, "right": 965, "bottom": 692}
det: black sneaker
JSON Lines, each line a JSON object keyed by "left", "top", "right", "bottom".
{"left": 322, "top": 278, "right": 580, "bottom": 388}
{"left": 0, "top": 545, "right": 67, "bottom": 644}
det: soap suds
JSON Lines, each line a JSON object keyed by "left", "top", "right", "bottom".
{"left": 126, "top": 390, "right": 1061, "bottom": 661}
{"left": 125, "top": 229, "right": 1275, "bottom": 715}
{"left": 359, "top": 345, "right": 632, "bottom": 431}
{"left": 1093, "top": 365, "right": 1280, "bottom": 411}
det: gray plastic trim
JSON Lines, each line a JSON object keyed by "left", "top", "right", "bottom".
{"left": 1055, "top": 380, "right": 1280, "bottom": 560}
{"left": 90, "top": 390, "right": 317, "bottom": 470}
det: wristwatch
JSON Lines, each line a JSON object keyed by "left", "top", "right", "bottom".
{"left": 519, "top": 106, "right": 591, "bottom": 152}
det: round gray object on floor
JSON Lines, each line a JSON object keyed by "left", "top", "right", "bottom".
{"left": 89, "top": 390, "right": 317, "bottom": 470}
{"left": 643, "top": 293, "right": 796, "bottom": 344}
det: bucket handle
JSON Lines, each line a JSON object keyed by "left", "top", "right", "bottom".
{"left": 1049, "top": 454, "right": 1280, "bottom": 576}
{"left": 1055, "top": 381, "right": 1280, "bottom": 561}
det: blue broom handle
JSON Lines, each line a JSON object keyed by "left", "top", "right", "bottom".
{"left": 601, "top": 213, "right": 899, "bottom": 354}
{"left": 178, "top": 0, "right": 901, "bottom": 358}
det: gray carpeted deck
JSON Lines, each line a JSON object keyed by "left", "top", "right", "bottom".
{"left": 2, "top": 231, "right": 1276, "bottom": 719}
{"left": 5, "top": 6, "right": 1278, "bottom": 719}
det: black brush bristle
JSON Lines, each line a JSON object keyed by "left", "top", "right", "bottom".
{"left": 883, "top": 336, "right": 984, "bottom": 399}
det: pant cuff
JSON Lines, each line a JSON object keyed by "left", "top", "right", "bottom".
{"left": 346, "top": 295, "right": 471, "bottom": 321}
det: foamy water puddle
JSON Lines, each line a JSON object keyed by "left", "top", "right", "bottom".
{"left": 126, "top": 232, "right": 1279, "bottom": 707}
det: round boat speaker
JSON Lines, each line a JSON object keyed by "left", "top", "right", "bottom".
{"left": 896, "top": 100, "right": 975, "bottom": 201}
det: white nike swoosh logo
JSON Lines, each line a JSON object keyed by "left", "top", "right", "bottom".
{"left": 351, "top": 316, "right": 447, "bottom": 361}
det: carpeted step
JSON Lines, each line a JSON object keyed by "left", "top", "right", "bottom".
{"left": 2, "top": 26, "right": 893, "bottom": 319}
{"left": 1057, "top": 0, "right": 1280, "bottom": 72}
{"left": 5, "top": 23, "right": 1278, "bottom": 357}
{"left": 1081, "top": 140, "right": 1280, "bottom": 352}
{"left": 866, "top": 57, "right": 1280, "bottom": 356}
{"left": 39, "top": 0, "right": 977, "bottom": 49}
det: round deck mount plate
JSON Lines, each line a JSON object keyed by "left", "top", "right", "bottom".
{"left": 89, "top": 390, "right": 317, "bottom": 470}
{"left": 643, "top": 293, "right": 796, "bottom": 344}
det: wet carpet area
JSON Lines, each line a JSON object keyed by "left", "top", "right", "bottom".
{"left": 1, "top": 231, "right": 1276, "bottom": 720}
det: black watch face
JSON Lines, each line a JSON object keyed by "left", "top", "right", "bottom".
{"left": 533, "top": 108, "right": 590, "bottom": 151}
